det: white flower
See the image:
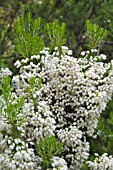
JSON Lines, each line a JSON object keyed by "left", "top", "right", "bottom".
{"left": 54, "top": 47, "right": 58, "bottom": 50}
{"left": 61, "top": 46, "right": 68, "bottom": 50}
{"left": 51, "top": 157, "right": 68, "bottom": 170}
{"left": 67, "top": 50, "right": 73, "bottom": 55}
{"left": 100, "top": 54, "right": 106, "bottom": 60}
{"left": 21, "top": 58, "right": 29, "bottom": 63}
{"left": 0, "top": 68, "right": 12, "bottom": 78}
{"left": 14, "top": 60, "right": 21, "bottom": 68}
{"left": 81, "top": 51, "right": 86, "bottom": 56}
{"left": 91, "top": 49, "right": 98, "bottom": 53}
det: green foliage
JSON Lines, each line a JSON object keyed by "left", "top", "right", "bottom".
{"left": 81, "top": 163, "right": 89, "bottom": 170}
{"left": 25, "top": 76, "right": 43, "bottom": 108}
{"left": 22, "top": 0, "right": 113, "bottom": 57}
{"left": 36, "top": 136, "right": 63, "bottom": 169}
{"left": 28, "top": 76, "right": 43, "bottom": 90}
{"left": 0, "top": 76, "right": 12, "bottom": 100}
{"left": 1, "top": 0, "right": 113, "bottom": 67}
{"left": 89, "top": 99, "right": 113, "bottom": 156}
{"left": 85, "top": 20, "right": 108, "bottom": 49}
{"left": 15, "top": 14, "right": 67, "bottom": 57}
{"left": 14, "top": 12, "right": 44, "bottom": 58}
{"left": 0, "top": 76, "right": 24, "bottom": 138}
{"left": 45, "top": 19, "right": 66, "bottom": 50}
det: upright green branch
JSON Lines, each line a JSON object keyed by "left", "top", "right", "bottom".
{"left": 45, "top": 19, "right": 66, "bottom": 50}
{"left": 14, "top": 12, "right": 44, "bottom": 58}
{"left": 85, "top": 20, "right": 108, "bottom": 49}
{"left": 0, "top": 76, "right": 24, "bottom": 138}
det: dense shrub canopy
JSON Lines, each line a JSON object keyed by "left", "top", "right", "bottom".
{"left": 1, "top": 1, "right": 113, "bottom": 169}
{"left": 1, "top": 46, "right": 113, "bottom": 169}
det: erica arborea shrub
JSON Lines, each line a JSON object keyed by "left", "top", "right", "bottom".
{"left": 0, "top": 46, "right": 113, "bottom": 169}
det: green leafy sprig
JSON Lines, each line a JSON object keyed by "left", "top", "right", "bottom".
{"left": 85, "top": 20, "right": 108, "bottom": 49}
{"left": 45, "top": 19, "right": 66, "bottom": 50}
{"left": 0, "top": 76, "right": 24, "bottom": 138}
{"left": 15, "top": 12, "right": 44, "bottom": 58}
{"left": 37, "top": 136, "right": 63, "bottom": 169}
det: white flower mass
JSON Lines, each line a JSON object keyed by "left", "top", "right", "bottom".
{"left": 0, "top": 46, "right": 113, "bottom": 169}
{"left": 87, "top": 153, "right": 113, "bottom": 170}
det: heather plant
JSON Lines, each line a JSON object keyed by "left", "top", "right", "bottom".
{"left": 0, "top": 13, "right": 113, "bottom": 170}
{"left": 11, "top": 45, "right": 113, "bottom": 169}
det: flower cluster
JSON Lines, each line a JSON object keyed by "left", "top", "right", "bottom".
{"left": 87, "top": 153, "right": 113, "bottom": 170}
{"left": 57, "top": 125, "right": 89, "bottom": 169}
{"left": 22, "top": 100, "right": 56, "bottom": 144}
{"left": 0, "top": 136, "right": 41, "bottom": 170}
{"left": 0, "top": 46, "right": 113, "bottom": 169}
{"left": 0, "top": 67, "right": 12, "bottom": 79}
{"left": 47, "top": 156, "right": 68, "bottom": 170}
{"left": 0, "top": 91, "right": 55, "bottom": 169}
{"left": 39, "top": 47, "right": 113, "bottom": 168}
{"left": 40, "top": 47, "right": 113, "bottom": 135}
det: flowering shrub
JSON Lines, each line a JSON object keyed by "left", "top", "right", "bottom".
{"left": 87, "top": 153, "right": 113, "bottom": 170}
{"left": 0, "top": 46, "right": 113, "bottom": 169}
